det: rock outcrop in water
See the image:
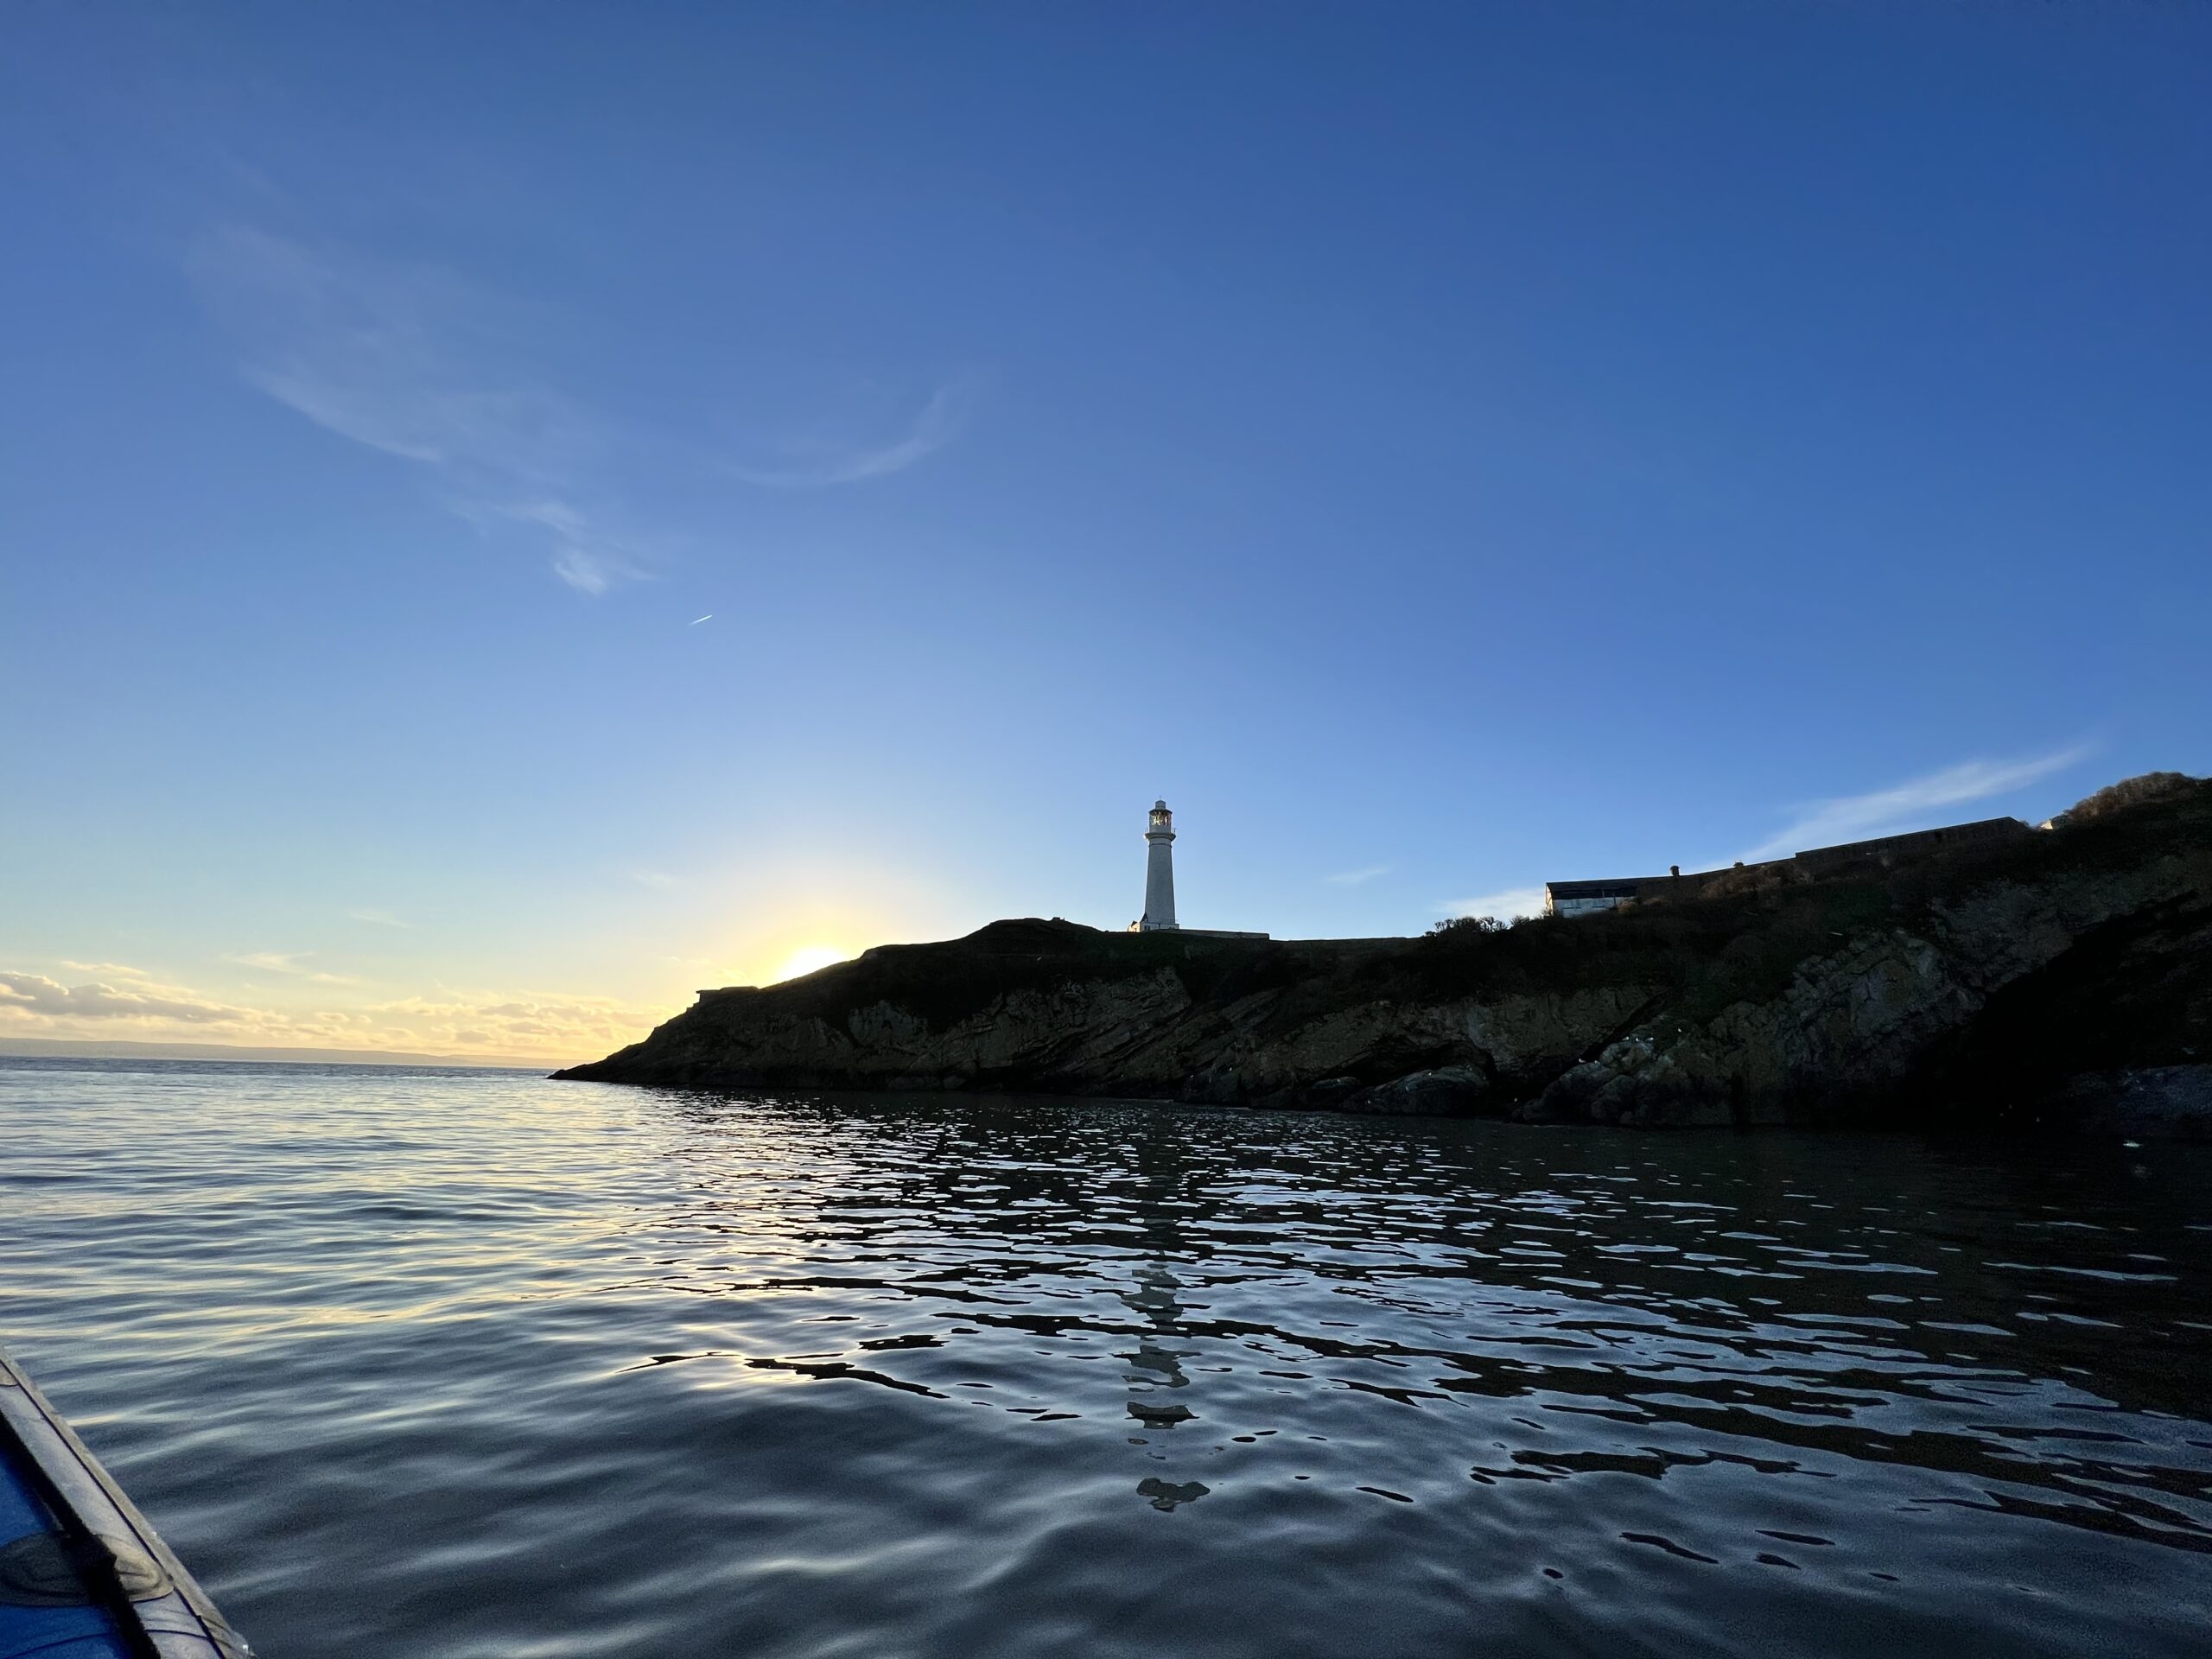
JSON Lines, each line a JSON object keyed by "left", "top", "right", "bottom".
{"left": 556, "top": 780, "right": 2212, "bottom": 1135}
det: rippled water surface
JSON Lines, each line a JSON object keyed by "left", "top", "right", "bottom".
{"left": 3, "top": 1059, "right": 2210, "bottom": 1657}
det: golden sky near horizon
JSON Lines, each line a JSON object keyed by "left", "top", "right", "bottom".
{"left": 0, "top": 941, "right": 857, "bottom": 1065}
{"left": 0, "top": 860, "right": 947, "bottom": 1065}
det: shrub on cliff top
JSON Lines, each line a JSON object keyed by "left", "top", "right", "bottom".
{"left": 1694, "top": 861, "right": 1806, "bottom": 901}
{"left": 1429, "top": 914, "right": 1504, "bottom": 936}
{"left": 2050, "top": 772, "right": 2205, "bottom": 829}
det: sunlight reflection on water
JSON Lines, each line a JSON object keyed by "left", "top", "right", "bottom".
{"left": 3, "top": 1058, "right": 2209, "bottom": 1658}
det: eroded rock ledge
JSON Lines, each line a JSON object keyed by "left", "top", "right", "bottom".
{"left": 556, "top": 787, "right": 2212, "bottom": 1136}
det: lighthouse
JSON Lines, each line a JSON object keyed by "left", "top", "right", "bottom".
{"left": 1124, "top": 799, "right": 1268, "bottom": 938}
{"left": 1138, "top": 799, "right": 1179, "bottom": 931}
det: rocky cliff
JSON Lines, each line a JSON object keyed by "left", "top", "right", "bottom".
{"left": 556, "top": 782, "right": 2212, "bottom": 1135}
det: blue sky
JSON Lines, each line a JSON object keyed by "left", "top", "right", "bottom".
{"left": 3, "top": 3, "right": 2206, "bottom": 1062}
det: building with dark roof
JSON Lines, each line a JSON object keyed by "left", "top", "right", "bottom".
{"left": 1789, "top": 817, "right": 2030, "bottom": 874}
{"left": 1543, "top": 817, "right": 2032, "bottom": 918}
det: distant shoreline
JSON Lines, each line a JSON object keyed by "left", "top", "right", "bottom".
{"left": 0, "top": 1037, "right": 564, "bottom": 1071}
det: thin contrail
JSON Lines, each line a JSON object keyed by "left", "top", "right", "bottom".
{"left": 690, "top": 613, "right": 713, "bottom": 625}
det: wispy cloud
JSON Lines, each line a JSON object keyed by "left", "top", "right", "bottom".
{"left": 346, "top": 908, "right": 412, "bottom": 929}
{"left": 188, "top": 226, "right": 641, "bottom": 594}
{"left": 1734, "top": 745, "right": 2092, "bottom": 863}
{"left": 190, "top": 226, "right": 980, "bottom": 585}
{"left": 450, "top": 499, "right": 650, "bottom": 595}
{"left": 221, "top": 950, "right": 359, "bottom": 986}
{"left": 1325, "top": 864, "right": 1394, "bottom": 887}
{"left": 1440, "top": 887, "right": 1547, "bottom": 922}
{"left": 728, "top": 378, "right": 974, "bottom": 487}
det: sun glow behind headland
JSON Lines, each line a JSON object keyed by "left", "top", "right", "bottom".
{"left": 771, "top": 945, "right": 854, "bottom": 984}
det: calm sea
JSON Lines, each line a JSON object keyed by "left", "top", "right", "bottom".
{"left": 2, "top": 1058, "right": 2208, "bottom": 1657}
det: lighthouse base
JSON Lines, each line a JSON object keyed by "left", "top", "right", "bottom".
{"left": 1128, "top": 921, "right": 1269, "bottom": 938}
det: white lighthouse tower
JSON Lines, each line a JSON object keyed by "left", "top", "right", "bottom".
{"left": 1138, "top": 799, "right": 1179, "bottom": 931}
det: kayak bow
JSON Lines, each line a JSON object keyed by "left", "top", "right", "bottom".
{"left": 0, "top": 1348, "right": 246, "bottom": 1658}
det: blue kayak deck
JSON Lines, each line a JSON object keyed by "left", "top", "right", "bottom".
{"left": 0, "top": 1455, "right": 142, "bottom": 1659}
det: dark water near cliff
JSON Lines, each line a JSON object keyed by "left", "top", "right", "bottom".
{"left": 3, "top": 1060, "right": 2209, "bottom": 1657}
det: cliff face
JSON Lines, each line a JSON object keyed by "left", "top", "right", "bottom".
{"left": 556, "top": 787, "right": 2212, "bottom": 1135}
{"left": 556, "top": 925, "right": 1656, "bottom": 1109}
{"left": 1528, "top": 854, "right": 2212, "bottom": 1129}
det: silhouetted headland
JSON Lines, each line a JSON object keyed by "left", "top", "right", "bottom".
{"left": 557, "top": 775, "right": 2212, "bottom": 1135}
